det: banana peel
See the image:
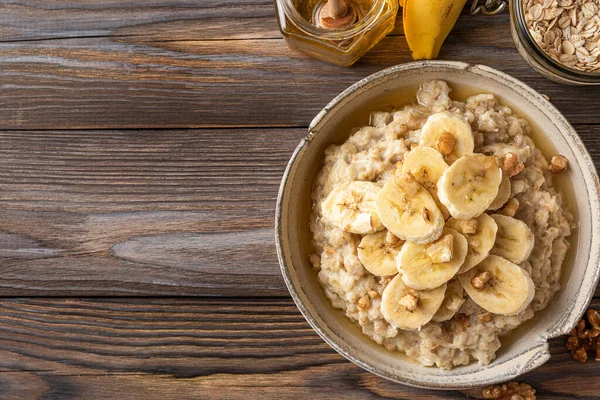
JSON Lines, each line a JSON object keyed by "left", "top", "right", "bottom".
{"left": 403, "top": 0, "right": 467, "bottom": 60}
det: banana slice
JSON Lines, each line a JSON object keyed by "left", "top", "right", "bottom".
{"left": 437, "top": 154, "right": 502, "bottom": 219}
{"left": 432, "top": 279, "right": 466, "bottom": 322}
{"left": 488, "top": 173, "right": 511, "bottom": 211}
{"left": 446, "top": 214, "right": 498, "bottom": 274}
{"left": 402, "top": 146, "right": 449, "bottom": 192}
{"left": 419, "top": 112, "right": 475, "bottom": 164}
{"left": 357, "top": 231, "right": 403, "bottom": 276}
{"left": 490, "top": 214, "right": 535, "bottom": 264}
{"left": 321, "top": 181, "right": 383, "bottom": 235}
{"left": 397, "top": 228, "right": 468, "bottom": 290}
{"left": 459, "top": 255, "right": 535, "bottom": 316}
{"left": 375, "top": 173, "right": 444, "bottom": 245}
{"left": 381, "top": 274, "right": 446, "bottom": 330}
{"left": 401, "top": 146, "right": 450, "bottom": 218}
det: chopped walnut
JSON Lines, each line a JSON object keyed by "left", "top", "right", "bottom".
{"left": 385, "top": 231, "right": 404, "bottom": 246}
{"left": 397, "top": 293, "right": 418, "bottom": 312}
{"left": 422, "top": 208, "right": 431, "bottom": 223}
{"left": 435, "top": 132, "right": 455, "bottom": 156}
{"left": 548, "top": 155, "right": 568, "bottom": 173}
{"left": 458, "top": 218, "right": 478, "bottom": 235}
{"left": 471, "top": 270, "right": 492, "bottom": 291}
{"left": 453, "top": 313, "right": 471, "bottom": 334}
{"left": 379, "top": 275, "right": 393, "bottom": 286}
{"left": 477, "top": 312, "right": 493, "bottom": 323}
{"left": 393, "top": 161, "right": 403, "bottom": 177}
{"left": 566, "top": 308, "right": 600, "bottom": 363}
{"left": 572, "top": 346, "right": 588, "bottom": 363}
{"left": 308, "top": 253, "right": 321, "bottom": 270}
{"left": 502, "top": 153, "right": 525, "bottom": 177}
{"left": 483, "top": 155, "right": 499, "bottom": 170}
{"left": 566, "top": 334, "right": 580, "bottom": 351}
{"left": 499, "top": 198, "right": 520, "bottom": 217}
{"left": 482, "top": 382, "right": 536, "bottom": 400}
{"left": 394, "top": 173, "right": 419, "bottom": 197}
{"left": 426, "top": 234, "right": 454, "bottom": 263}
{"left": 357, "top": 294, "right": 370, "bottom": 311}
{"left": 469, "top": 237, "right": 481, "bottom": 248}
{"left": 586, "top": 309, "right": 600, "bottom": 336}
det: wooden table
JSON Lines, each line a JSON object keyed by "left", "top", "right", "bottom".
{"left": 0, "top": 2, "right": 599, "bottom": 399}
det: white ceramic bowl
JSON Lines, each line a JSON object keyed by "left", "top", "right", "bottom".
{"left": 275, "top": 61, "right": 600, "bottom": 389}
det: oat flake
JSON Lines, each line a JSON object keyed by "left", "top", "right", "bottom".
{"left": 524, "top": 0, "right": 600, "bottom": 71}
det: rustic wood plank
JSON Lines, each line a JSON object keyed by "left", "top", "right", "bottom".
{"left": 0, "top": 1, "right": 507, "bottom": 42}
{"left": 0, "top": 128, "right": 303, "bottom": 296}
{"left": 0, "top": 297, "right": 597, "bottom": 399}
{"left": 1, "top": 12, "right": 598, "bottom": 129}
{"left": 0, "top": 0, "right": 281, "bottom": 42}
{"left": 0, "top": 126, "right": 596, "bottom": 296}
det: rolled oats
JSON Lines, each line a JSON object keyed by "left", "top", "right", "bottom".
{"left": 524, "top": 0, "right": 600, "bottom": 71}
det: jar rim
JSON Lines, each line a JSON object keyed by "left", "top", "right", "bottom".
{"left": 513, "top": 0, "right": 600, "bottom": 81}
{"left": 277, "top": 0, "right": 387, "bottom": 40}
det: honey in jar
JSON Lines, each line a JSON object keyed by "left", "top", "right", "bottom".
{"left": 274, "top": 0, "right": 398, "bottom": 67}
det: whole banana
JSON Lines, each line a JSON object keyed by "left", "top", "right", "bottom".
{"left": 403, "top": 0, "right": 468, "bottom": 60}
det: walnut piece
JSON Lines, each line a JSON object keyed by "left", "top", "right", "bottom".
{"left": 396, "top": 293, "right": 418, "bottom": 313}
{"left": 393, "top": 161, "right": 403, "bottom": 177}
{"left": 435, "top": 132, "right": 455, "bottom": 156}
{"left": 471, "top": 270, "right": 492, "bottom": 291}
{"left": 586, "top": 309, "right": 600, "bottom": 336}
{"left": 482, "top": 382, "right": 536, "bottom": 400}
{"left": 458, "top": 218, "right": 478, "bottom": 235}
{"left": 395, "top": 172, "right": 419, "bottom": 197}
{"left": 453, "top": 313, "right": 471, "bottom": 334}
{"left": 573, "top": 346, "right": 588, "bottom": 363}
{"left": 308, "top": 253, "right": 321, "bottom": 271}
{"left": 499, "top": 198, "right": 520, "bottom": 217}
{"left": 566, "top": 308, "right": 600, "bottom": 363}
{"left": 357, "top": 294, "right": 370, "bottom": 311}
{"left": 422, "top": 207, "right": 431, "bottom": 223}
{"left": 426, "top": 234, "right": 454, "bottom": 263}
{"left": 548, "top": 155, "right": 568, "bottom": 173}
{"left": 385, "top": 231, "right": 404, "bottom": 246}
{"left": 502, "top": 153, "right": 525, "bottom": 177}
{"left": 477, "top": 312, "right": 493, "bottom": 323}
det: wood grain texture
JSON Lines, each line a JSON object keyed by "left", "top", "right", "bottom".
{"left": 1, "top": 0, "right": 484, "bottom": 42}
{"left": 0, "top": 0, "right": 282, "bottom": 42}
{"left": 0, "top": 297, "right": 597, "bottom": 400}
{"left": 0, "top": 126, "right": 597, "bottom": 296}
{"left": 1, "top": 11, "right": 600, "bottom": 129}
{"left": 0, "top": 128, "right": 304, "bottom": 296}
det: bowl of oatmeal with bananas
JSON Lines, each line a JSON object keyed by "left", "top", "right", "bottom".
{"left": 275, "top": 61, "right": 600, "bottom": 388}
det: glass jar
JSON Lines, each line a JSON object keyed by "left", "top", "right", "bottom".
{"left": 508, "top": 0, "right": 600, "bottom": 85}
{"left": 274, "top": 0, "right": 398, "bottom": 67}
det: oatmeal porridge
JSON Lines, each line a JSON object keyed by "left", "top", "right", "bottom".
{"left": 308, "top": 80, "right": 574, "bottom": 369}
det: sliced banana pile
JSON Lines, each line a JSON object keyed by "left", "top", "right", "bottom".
{"left": 319, "top": 112, "right": 538, "bottom": 331}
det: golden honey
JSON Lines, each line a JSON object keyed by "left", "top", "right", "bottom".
{"left": 274, "top": 0, "right": 398, "bottom": 67}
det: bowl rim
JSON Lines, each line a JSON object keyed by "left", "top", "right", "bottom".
{"left": 275, "top": 60, "right": 600, "bottom": 389}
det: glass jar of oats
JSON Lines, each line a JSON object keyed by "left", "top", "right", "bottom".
{"left": 508, "top": 0, "right": 600, "bottom": 85}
